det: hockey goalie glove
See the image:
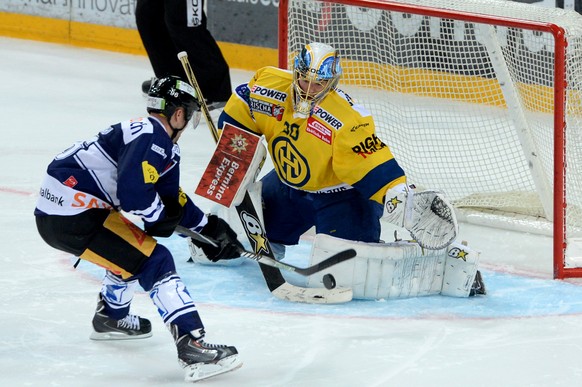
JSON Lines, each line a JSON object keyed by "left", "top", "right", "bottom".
{"left": 192, "top": 215, "right": 244, "bottom": 262}
{"left": 382, "top": 185, "right": 458, "bottom": 250}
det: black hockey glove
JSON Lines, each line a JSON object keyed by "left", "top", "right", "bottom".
{"left": 194, "top": 215, "right": 243, "bottom": 262}
{"left": 144, "top": 196, "right": 184, "bottom": 237}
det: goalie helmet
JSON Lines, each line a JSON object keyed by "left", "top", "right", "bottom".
{"left": 292, "top": 42, "right": 342, "bottom": 118}
{"left": 146, "top": 76, "right": 201, "bottom": 128}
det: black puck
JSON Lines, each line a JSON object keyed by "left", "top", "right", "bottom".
{"left": 323, "top": 273, "right": 336, "bottom": 289}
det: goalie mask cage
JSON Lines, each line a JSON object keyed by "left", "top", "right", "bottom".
{"left": 278, "top": 0, "right": 582, "bottom": 279}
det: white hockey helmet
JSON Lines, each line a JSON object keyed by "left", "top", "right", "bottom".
{"left": 292, "top": 42, "right": 342, "bottom": 118}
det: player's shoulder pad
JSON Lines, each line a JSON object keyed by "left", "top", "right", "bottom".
{"left": 254, "top": 66, "right": 292, "bottom": 81}
{"left": 334, "top": 88, "right": 372, "bottom": 118}
{"left": 251, "top": 66, "right": 293, "bottom": 91}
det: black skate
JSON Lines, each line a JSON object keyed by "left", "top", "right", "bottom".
{"left": 469, "top": 270, "right": 487, "bottom": 296}
{"left": 90, "top": 295, "right": 152, "bottom": 340}
{"left": 174, "top": 330, "right": 242, "bottom": 382}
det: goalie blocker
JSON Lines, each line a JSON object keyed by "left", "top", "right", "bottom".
{"left": 195, "top": 123, "right": 266, "bottom": 208}
{"left": 306, "top": 234, "right": 484, "bottom": 299}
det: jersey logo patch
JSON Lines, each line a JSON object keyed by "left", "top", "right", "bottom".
{"left": 249, "top": 98, "right": 285, "bottom": 121}
{"left": 151, "top": 144, "right": 167, "bottom": 158}
{"left": 240, "top": 211, "right": 270, "bottom": 255}
{"left": 142, "top": 161, "right": 159, "bottom": 184}
{"left": 306, "top": 118, "right": 332, "bottom": 144}
{"left": 351, "top": 134, "right": 387, "bottom": 158}
{"left": 250, "top": 85, "right": 287, "bottom": 102}
{"left": 312, "top": 106, "right": 343, "bottom": 129}
{"left": 63, "top": 176, "right": 78, "bottom": 188}
{"left": 448, "top": 247, "right": 468, "bottom": 261}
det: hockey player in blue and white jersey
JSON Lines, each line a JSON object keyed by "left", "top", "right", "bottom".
{"left": 34, "top": 76, "right": 243, "bottom": 382}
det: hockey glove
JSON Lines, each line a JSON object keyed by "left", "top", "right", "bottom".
{"left": 194, "top": 215, "right": 243, "bottom": 261}
{"left": 144, "top": 196, "right": 184, "bottom": 237}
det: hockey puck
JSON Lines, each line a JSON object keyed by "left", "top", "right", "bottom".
{"left": 323, "top": 274, "right": 336, "bottom": 290}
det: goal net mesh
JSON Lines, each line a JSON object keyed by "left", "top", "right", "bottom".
{"left": 284, "top": 0, "right": 582, "bottom": 241}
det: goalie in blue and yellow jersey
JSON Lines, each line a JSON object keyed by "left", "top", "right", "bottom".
{"left": 218, "top": 42, "right": 436, "bottom": 259}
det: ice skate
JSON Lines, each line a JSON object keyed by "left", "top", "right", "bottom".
{"left": 175, "top": 332, "right": 242, "bottom": 382}
{"left": 90, "top": 294, "right": 152, "bottom": 340}
{"left": 469, "top": 270, "right": 487, "bottom": 296}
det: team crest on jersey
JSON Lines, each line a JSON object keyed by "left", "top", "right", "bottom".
{"left": 306, "top": 118, "right": 332, "bottom": 144}
{"left": 250, "top": 85, "right": 287, "bottom": 102}
{"left": 249, "top": 98, "right": 285, "bottom": 121}
{"left": 142, "top": 161, "right": 159, "bottom": 184}
{"left": 312, "top": 106, "right": 343, "bottom": 129}
{"left": 448, "top": 247, "right": 469, "bottom": 261}
{"left": 271, "top": 137, "right": 310, "bottom": 187}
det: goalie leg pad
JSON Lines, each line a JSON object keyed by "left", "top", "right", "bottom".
{"left": 441, "top": 242, "right": 481, "bottom": 297}
{"left": 306, "top": 234, "right": 447, "bottom": 299}
{"left": 232, "top": 142, "right": 266, "bottom": 207}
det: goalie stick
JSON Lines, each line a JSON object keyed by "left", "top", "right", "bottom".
{"left": 177, "top": 52, "right": 353, "bottom": 304}
{"left": 175, "top": 225, "right": 357, "bottom": 276}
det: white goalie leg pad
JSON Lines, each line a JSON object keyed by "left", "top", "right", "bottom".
{"left": 306, "top": 234, "right": 447, "bottom": 299}
{"left": 441, "top": 242, "right": 481, "bottom": 297}
{"left": 100, "top": 271, "right": 138, "bottom": 311}
{"left": 231, "top": 143, "right": 267, "bottom": 207}
{"left": 382, "top": 185, "right": 458, "bottom": 250}
{"left": 149, "top": 273, "right": 198, "bottom": 325}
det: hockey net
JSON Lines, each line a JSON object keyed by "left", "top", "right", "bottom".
{"left": 278, "top": 0, "right": 582, "bottom": 278}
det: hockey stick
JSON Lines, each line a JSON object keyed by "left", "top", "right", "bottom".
{"left": 177, "top": 52, "right": 219, "bottom": 143}
{"left": 177, "top": 52, "right": 352, "bottom": 303}
{"left": 175, "top": 225, "right": 356, "bottom": 276}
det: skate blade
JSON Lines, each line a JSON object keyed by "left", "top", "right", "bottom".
{"left": 89, "top": 331, "right": 152, "bottom": 341}
{"left": 184, "top": 354, "right": 243, "bottom": 383}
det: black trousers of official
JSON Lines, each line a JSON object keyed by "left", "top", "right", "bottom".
{"left": 135, "top": 0, "right": 232, "bottom": 103}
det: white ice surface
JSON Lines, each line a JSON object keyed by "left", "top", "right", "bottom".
{"left": 2, "top": 37, "right": 582, "bottom": 386}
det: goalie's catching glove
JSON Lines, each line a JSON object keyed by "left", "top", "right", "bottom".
{"left": 193, "top": 215, "right": 243, "bottom": 261}
{"left": 382, "top": 184, "right": 458, "bottom": 250}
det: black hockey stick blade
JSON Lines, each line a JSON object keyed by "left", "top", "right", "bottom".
{"left": 175, "top": 225, "right": 356, "bottom": 276}
{"left": 176, "top": 225, "right": 219, "bottom": 247}
{"left": 239, "top": 248, "right": 356, "bottom": 276}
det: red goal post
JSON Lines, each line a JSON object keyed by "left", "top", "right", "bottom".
{"left": 278, "top": 0, "right": 582, "bottom": 279}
